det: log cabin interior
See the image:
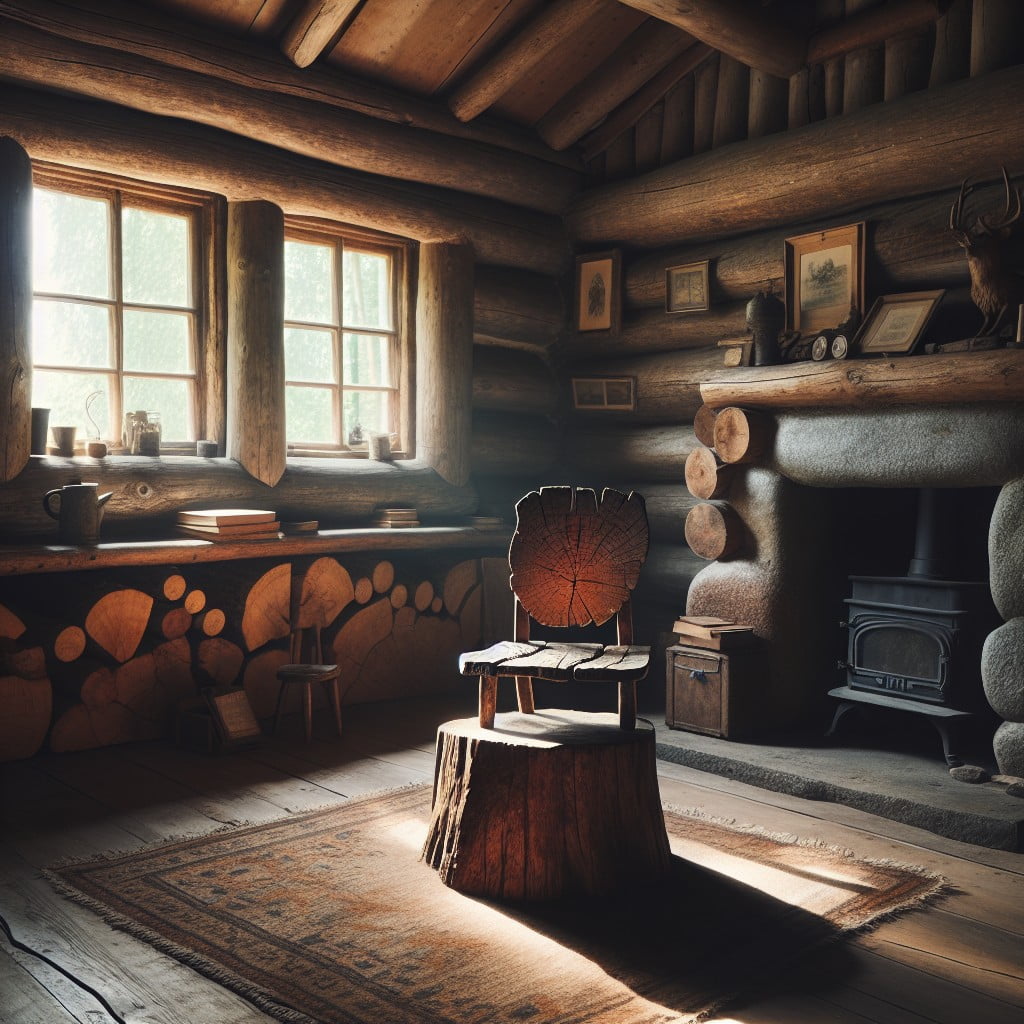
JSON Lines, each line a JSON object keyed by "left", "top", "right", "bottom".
{"left": 2, "top": 0, "right": 1024, "bottom": 1021}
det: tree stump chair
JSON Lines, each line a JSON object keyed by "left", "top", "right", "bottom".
{"left": 273, "top": 622, "right": 343, "bottom": 744}
{"left": 459, "top": 486, "right": 651, "bottom": 730}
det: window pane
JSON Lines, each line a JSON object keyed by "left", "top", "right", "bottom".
{"left": 343, "top": 389, "right": 389, "bottom": 438}
{"left": 32, "top": 189, "right": 111, "bottom": 299}
{"left": 123, "top": 207, "right": 191, "bottom": 307}
{"left": 343, "top": 249, "right": 391, "bottom": 329}
{"left": 285, "top": 241, "right": 334, "bottom": 324}
{"left": 123, "top": 377, "right": 193, "bottom": 442}
{"left": 286, "top": 385, "right": 334, "bottom": 444}
{"left": 284, "top": 327, "right": 335, "bottom": 384}
{"left": 32, "top": 370, "right": 114, "bottom": 441}
{"left": 344, "top": 333, "right": 391, "bottom": 387}
{"left": 33, "top": 299, "right": 113, "bottom": 368}
{"left": 123, "top": 309, "right": 192, "bottom": 373}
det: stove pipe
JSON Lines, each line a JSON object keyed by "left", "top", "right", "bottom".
{"left": 908, "top": 488, "right": 952, "bottom": 579}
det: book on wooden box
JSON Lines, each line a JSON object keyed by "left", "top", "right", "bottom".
{"left": 177, "top": 508, "right": 276, "bottom": 527}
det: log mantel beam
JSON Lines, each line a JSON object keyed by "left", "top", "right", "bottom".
{"left": 0, "top": 6, "right": 579, "bottom": 214}
{"left": 281, "top": 0, "right": 360, "bottom": 68}
{"left": 615, "top": 0, "right": 806, "bottom": 79}
{"left": 568, "top": 64, "right": 1024, "bottom": 248}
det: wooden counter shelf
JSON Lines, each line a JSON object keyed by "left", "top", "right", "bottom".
{"left": 0, "top": 526, "right": 513, "bottom": 577}
{"left": 699, "top": 349, "right": 1024, "bottom": 410}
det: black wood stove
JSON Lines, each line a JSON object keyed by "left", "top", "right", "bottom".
{"left": 828, "top": 489, "right": 998, "bottom": 766}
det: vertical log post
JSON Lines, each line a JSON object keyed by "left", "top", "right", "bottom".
{"left": 884, "top": 33, "right": 933, "bottom": 101}
{"left": 929, "top": 0, "right": 971, "bottom": 86}
{"left": 970, "top": 0, "right": 1024, "bottom": 77}
{"left": 748, "top": 69, "right": 788, "bottom": 139}
{"left": 712, "top": 54, "right": 749, "bottom": 149}
{"left": 0, "top": 136, "right": 32, "bottom": 482}
{"left": 693, "top": 53, "right": 719, "bottom": 155}
{"left": 843, "top": 0, "right": 884, "bottom": 114}
{"left": 226, "top": 200, "right": 285, "bottom": 486}
{"left": 417, "top": 242, "right": 474, "bottom": 487}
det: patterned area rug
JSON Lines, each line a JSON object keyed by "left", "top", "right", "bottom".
{"left": 48, "top": 785, "right": 945, "bottom": 1024}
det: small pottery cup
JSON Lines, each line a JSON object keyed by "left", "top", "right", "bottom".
{"left": 51, "top": 426, "right": 77, "bottom": 457}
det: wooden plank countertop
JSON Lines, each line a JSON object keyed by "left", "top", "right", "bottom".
{"left": 0, "top": 527, "right": 513, "bottom": 577}
{"left": 699, "top": 349, "right": 1024, "bottom": 410}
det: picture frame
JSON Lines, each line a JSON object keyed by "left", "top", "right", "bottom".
{"left": 666, "top": 259, "right": 710, "bottom": 313}
{"left": 854, "top": 289, "right": 945, "bottom": 356}
{"left": 571, "top": 376, "right": 636, "bottom": 411}
{"left": 784, "top": 223, "right": 865, "bottom": 335}
{"left": 575, "top": 250, "right": 622, "bottom": 333}
{"left": 205, "top": 688, "right": 262, "bottom": 749}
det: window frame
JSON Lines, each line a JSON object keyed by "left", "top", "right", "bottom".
{"left": 30, "top": 161, "right": 220, "bottom": 450}
{"left": 283, "top": 216, "right": 413, "bottom": 459}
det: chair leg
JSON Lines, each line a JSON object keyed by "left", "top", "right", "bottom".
{"left": 618, "top": 680, "right": 637, "bottom": 731}
{"left": 274, "top": 679, "right": 289, "bottom": 735}
{"left": 515, "top": 675, "right": 535, "bottom": 714}
{"left": 479, "top": 675, "right": 497, "bottom": 729}
{"left": 303, "top": 683, "right": 313, "bottom": 743}
{"left": 326, "top": 678, "right": 343, "bottom": 738}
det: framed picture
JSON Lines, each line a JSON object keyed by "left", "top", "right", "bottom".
{"left": 784, "top": 223, "right": 865, "bottom": 334}
{"left": 575, "top": 250, "right": 621, "bottom": 333}
{"left": 855, "top": 290, "right": 945, "bottom": 356}
{"left": 666, "top": 259, "right": 710, "bottom": 313}
{"left": 571, "top": 376, "right": 636, "bottom": 411}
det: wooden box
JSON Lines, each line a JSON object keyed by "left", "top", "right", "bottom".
{"left": 665, "top": 644, "right": 762, "bottom": 738}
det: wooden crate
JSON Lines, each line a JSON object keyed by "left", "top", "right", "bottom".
{"left": 665, "top": 644, "right": 762, "bottom": 738}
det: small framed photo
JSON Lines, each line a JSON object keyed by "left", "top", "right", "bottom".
{"left": 854, "top": 290, "right": 945, "bottom": 356}
{"left": 575, "top": 250, "right": 621, "bottom": 333}
{"left": 571, "top": 376, "right": 636, "bottom": 411}
{"left": 666, "top": 259, "right": 710, "bottom": 313}
{"left": 784, "top": 223, "right": 865, "bottom": 334}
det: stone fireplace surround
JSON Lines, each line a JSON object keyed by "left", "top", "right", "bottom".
{"left": 685, "top": 368, "right": 1024, "bottom": 783}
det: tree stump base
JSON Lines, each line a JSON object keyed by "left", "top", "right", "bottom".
{"left": 422, "top": 709, "right": 672, "bottom": 901}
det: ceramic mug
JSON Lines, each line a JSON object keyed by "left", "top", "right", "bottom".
{"left": 51, "top": 425, "right": 77, "bottom": 457}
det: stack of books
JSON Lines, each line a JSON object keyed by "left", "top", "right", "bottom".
{"left": 370, "top": 507, "right": 420, "bottom": 529}
{"left": 176, "top": 508, "right": 280, "bottom": 541}
{"left": 673, "top": 615, "right": 754, "bottom": 651}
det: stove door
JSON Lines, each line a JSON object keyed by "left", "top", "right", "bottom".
{"left": 848, "top": 615, "right": 950, "bottom": 703}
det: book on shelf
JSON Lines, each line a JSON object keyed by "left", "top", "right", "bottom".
{"left": 175, "top": 519, "right": 281, "bottom": 536}
{"left": 280, "top": 520, "right": 319, "bottom": 535}
{"left": 177, "top": 508, "right": 276, "bottom": 527}
{"left": 672, "top": 615, "right": 754, "bottom": 650}
{"left": 371, "top": 508, "right": 419, "bottom": 528}
{"left": 177, "top": 524, "right": 280, "bottom": 541}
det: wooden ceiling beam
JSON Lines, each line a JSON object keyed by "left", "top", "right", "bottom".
{"left": 281, "top": 0, "right": 361, "bottom": 69}
{"left": 807, "top": 0, "right": 951, "bottom": 66}
{"left": 536, "top": 20, "right": 694, "bottom": 151}
{"left": 448, "top": 0, "right": 605, "bottom": 123}
{"left": 0, "top": 9, "right": 580, "bottom": 215}
{"left": 615, "top": 0, "right": 807, "bottom": 79}
{"left": 579, "top": 42, "right": 713, "bottom": 162}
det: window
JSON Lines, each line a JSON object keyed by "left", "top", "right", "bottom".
{"left": 283, "top": 220, "right": 409, "bottom": 455}
{"left": 30, "top": 164, "right": 214, "bottom": 449}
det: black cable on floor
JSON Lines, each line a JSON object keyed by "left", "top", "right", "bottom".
{"left": 0, "top": 909, "right": 128, "bottom": 1024}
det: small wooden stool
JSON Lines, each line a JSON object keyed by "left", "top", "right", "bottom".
{"left": 273, "top": 624, "right": 342, "bottom": 743}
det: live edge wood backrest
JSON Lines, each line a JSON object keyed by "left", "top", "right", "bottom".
{"left": 509, "top": 486, "right": 649, "bottom": 630}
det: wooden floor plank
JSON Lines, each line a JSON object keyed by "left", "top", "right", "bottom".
{"left": 0, "top": 946, "right": 85, "bottom": 1024}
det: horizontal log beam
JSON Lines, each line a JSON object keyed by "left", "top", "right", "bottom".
{"left": 568, "top": 347, "right": 724, "bottom": 423}
{"left": 616, "top": 0, "right": 806, "bottom": 79}
{"left": 567, "top": 64, "right": 1024, "bottom": 248}
{"left": 472, "top": 411, "right": 558, "bottom": 476}
{"left": 637, "top": 542, "right": 706, "bottom": 607}
{"left": 621, "top": 482, "right": 700, "bottom": 544}
{"left": 281, "top": 0, "right": 360, "bottom": 68}
{"left": 472, "top": 347, "right": 559, "bottom": 417}
{"left": 0, "top": 12, "right": 578, "bottom": 214}
{"left": 565, "top": 424, "right": 701, "bottom": 481}
{"left": 0, "top": 456, "right": 477, "bottom": 540}
{"left": 699, "top": 350, "right": 1024, "bottom": 410}
{"left": 449, "top": 0, "right": 605, "bottom": 123}
{"left": 622, "top": 187, "right": 984, "bottom": 310}
{"left": 807, "top": 0, "right": 950, "bottom": 67}
{"left": 474, "top": 266, "right": 564, "bottom": 351}
{"left": 0, "top": 86, "right": 566, "bottom": 275}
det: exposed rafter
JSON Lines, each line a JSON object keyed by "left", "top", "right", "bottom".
{"left": 281, "top": 0, "right": 361, "bottom": 69}
{"left": 615, "top": 0, "right": 806, "bottom": 79}
{"left": 448, "top": 0, "right": 605, "bottom": 123}
{"left": 808, "top": 0, "right": 951, "bottom": 66}
{"left": 537, "top": 20, "right": 694, "bottom": 151}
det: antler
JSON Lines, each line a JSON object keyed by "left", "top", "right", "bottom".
{"left": 978, "top": 166, "right": 1022, "bottom": 234}
{"left": 950, "top": 176, "right": 973, "bottom": 242}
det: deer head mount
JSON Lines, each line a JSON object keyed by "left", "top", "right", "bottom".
{"left": 949, "top": 167, "right": 1024, "bottom": 337}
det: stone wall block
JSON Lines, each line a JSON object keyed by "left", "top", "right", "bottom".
{"left": 989, "top": 478, "right": 1024, "bottom": 620}
{"left": 981, "top": 617, "right": 1024, "bottom": 722}
{"left": 993, "top": 720, "right": 1024, "bottom": 778}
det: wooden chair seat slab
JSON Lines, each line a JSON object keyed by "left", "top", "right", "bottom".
{"left": 460, "top": 640, "right": 648, "bottom": 683}
{"left": 276, "top": 664, "right": 340, "bottom": 683}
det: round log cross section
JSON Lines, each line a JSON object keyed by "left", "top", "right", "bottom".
{"left": 422, "top": 710, "right": 672, "bottom": 901}
{"left": 510, "top": 486, "right": 649, "bottom": 627}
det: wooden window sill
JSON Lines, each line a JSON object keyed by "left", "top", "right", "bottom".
{"left": 0, "top": 527, "right": 512, "bottom": 577}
